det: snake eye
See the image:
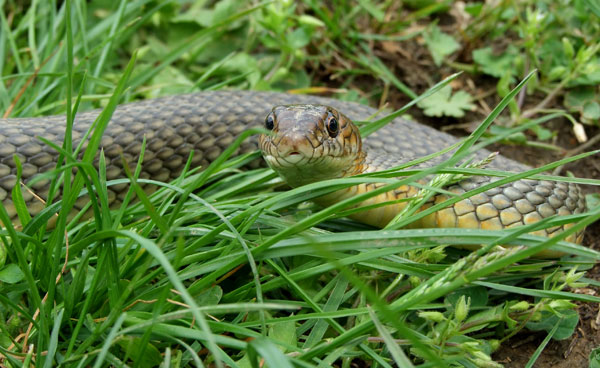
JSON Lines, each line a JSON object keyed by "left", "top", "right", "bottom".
{"left": 326, "top": 116, "right": 339, "bottom": 137}
{"left": 265, "top": 114, "right": 275, "bottom": 130}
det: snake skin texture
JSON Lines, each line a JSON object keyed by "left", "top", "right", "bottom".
{"left": 0, "top": 91, "right": 586, "bottom": 246}
{"left": 258, "top": 104, "right": 585, "bottom": 247}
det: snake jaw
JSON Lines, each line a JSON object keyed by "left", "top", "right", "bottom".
{"left": 259, "top": 104, "right": 364, "bottom": 187}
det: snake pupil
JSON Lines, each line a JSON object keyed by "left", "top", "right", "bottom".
{"left": 265, "top": 115, "right": 275, "bottom": 130}
{"left": 327, "top": 117, "right": 339, "bottom": 137}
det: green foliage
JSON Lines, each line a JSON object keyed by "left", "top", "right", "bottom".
{"left": 473, "top": 46, "right": 521, "bottom": 80}
{"left": 526, "top": 310, "right": 579, "bottom": 340}
{"left": 590, "top": 346, "right": 600, "bottom": 368}
{"left": 268, "top": 320, "right": 297, "bottom": 351}
{"left": 0, "top": 264, "right": 24, "bottom": 284}
{"left": 0, "top": 0, "right": 598, "bottom": 367}
{"left": 0, "top": 241, "right": 5, "bottom": 269}
{"left": 467, "top": 0, "right": 600, "bottom": 130}
{"left": 115, "top": 337, "right": 163, "bottom": 367}
{"left": 587, "top": 193, "right": 600, "bottom": 210}
{"left": 424, "top": 24, "right": 460, "bottom": 66}
{"left": 417, "top": 85, "right": 475, "bottom": 118}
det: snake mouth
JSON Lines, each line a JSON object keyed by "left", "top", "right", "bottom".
{"left": 279, "top": 151, "right": 307, "bottom": 165}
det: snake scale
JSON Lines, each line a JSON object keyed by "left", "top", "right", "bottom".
{"left": 0, "top": 91, "right": 586, "bottom": 247}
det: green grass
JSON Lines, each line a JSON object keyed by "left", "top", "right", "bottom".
{"left": 1, "top": 1, "right": 600, "bottom": 367}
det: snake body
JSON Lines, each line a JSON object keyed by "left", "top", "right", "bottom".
{"left": 0, "top": 91, "right": 586, "bottom": 246}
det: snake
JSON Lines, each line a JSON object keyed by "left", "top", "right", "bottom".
{"left": 0, "top": 90, "right": 586, "bottom": 249}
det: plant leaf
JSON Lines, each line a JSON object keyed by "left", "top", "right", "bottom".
{"left": 590, "top": 346, "right": 600, "bottom": 368}
{"left": 473, "top": 46, "right": 519, "bottom": 78}
{"left": 526, "top": 310, "right": 579, "bottom": 340}
{"left": 0, "top": 264, "right": 25, "bottom": 284}
{"left": 424, "top": 24, "right": 460, "bottom": 66}
{"left": 268, "top": 320, "right": 297, "bottom": 352}
{"left": 417, "top": 85, "right": 475, "bottom": 117}
{"left": 116, "top": 336, "right": 163, "bottom": 367}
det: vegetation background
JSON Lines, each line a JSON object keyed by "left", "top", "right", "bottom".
{"left": 1, "top": 0, "right": 599, "bottom": 367}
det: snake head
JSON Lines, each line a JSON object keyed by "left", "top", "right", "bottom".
{"left": 259, "top": 104, "right": 364, "bottom": 187}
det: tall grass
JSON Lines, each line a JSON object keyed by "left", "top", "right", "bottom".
{"left": 0, "top": 1, "right": 598, "bottom": 367}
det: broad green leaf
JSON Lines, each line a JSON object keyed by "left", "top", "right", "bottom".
{"left": 465, "top": 2, "right": 483, "bottom": 16}
{"left": 417, "top": 85, "right": 475, "bottom": 117}
{"left": 236, "top": 354, "right": 253, "bottom": 368}
{"left": 587, "top": 193, "right": 600, "bottom": 210}
{"left": 571, "top": 59, "right": 600, "bottom": 86}
{"left": 268, "top": 320, "right": 296, "bottom": 352}
{"left": 0, "top": 264, "right": 25, "bottom": 284}
{"left": 195, "top": 285, "right": 223, "bottom": 306}
{"left": 287, "top": 28, "right": 311, "bottom": 49}
{"left": 565, "top": 86, "right": 597, "bottom": 110}
{"left": 287, "top": 28, "right": 310, "bottom": 49}
{"left": 583, "top": 101, "right": 600, "bottom": 120}
{"left": 526, "top": 310, "right": 579, "bottom": 340}
{"left": 173, "top": 0, "right": 243, "bottom": 27}
{"left": 423, "top": 24, "right": 460, "bottom": 66}
{"left": 473, "top": 46, "right": 519, "bottom": 78}
{"left": 529, "top": 124, "right": 554, "bottom": 141}
{"left": 590, "top": 346, "right": 600, "bottom": 368}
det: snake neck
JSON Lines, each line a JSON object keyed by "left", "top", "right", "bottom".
{"left": 344, "top": 151, "right": 368, "bottom": 176}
